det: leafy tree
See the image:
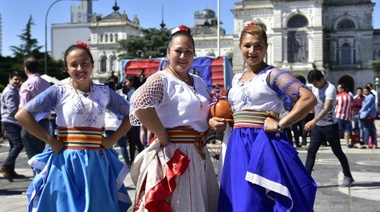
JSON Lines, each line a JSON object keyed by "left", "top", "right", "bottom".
{"left": 118, "top": 28, "right": 170, "bottom": 59}
{"left": 9, "top": 15, "right": 43, "bottom": 59}
{"left": 370, "top": 59, "right": 380, "bottom": 77}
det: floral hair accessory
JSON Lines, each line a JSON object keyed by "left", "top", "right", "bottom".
{"left": 75, "top": 41, "right": 90, "bottom": 50}
{"left": 170, "top": 25, "right": 191, "bottom": 37}
{"left": 244, "top": 22, "right": 256, "bottom": 28}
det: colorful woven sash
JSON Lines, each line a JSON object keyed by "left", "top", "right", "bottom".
{"left": 57, "top": 126, "right": 103, "bottom": 150}
{"left": 163, "top": 127, "right": 206, "bottom": 159}
{"left": 233, "top": 110, "right": 279, "bottom": 129}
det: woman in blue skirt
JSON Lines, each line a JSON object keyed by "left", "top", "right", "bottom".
{"left": 210, "top": 22, "right": 318, "bottom": 211}
{"left": 15, "top": 42, "right": 132, "bottom": 212}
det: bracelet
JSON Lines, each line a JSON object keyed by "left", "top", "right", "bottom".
{"left": 276, "top": 121, "right": 282, "bottom": 137}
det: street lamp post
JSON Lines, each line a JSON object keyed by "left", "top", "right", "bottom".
{"left": 217, "top": 0, "right": 220, "bottom": 57}
{"left": 45, "top": 0, "right": 62, "bottom": 75}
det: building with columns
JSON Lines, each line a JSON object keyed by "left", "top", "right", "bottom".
{"left": 236, "top": 0, "right": 380, "bottom": 92}
{"left": 194, "top": 0, "right": 380, "bottom": 92}
{"left": 49, "top": 0, "right": 380, "bottom": 90}
{"left": 88, "top": 3, "right": 140, "bottom": 81}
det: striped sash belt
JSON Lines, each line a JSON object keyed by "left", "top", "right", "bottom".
{"left": 165, "top": 126, "right": 206, "bottom": 160}
{"left": 57, "top": 126, "right": 103, "bottom": 150}
{"left": 233, "top": 111, "right": 279, "bottom": 129}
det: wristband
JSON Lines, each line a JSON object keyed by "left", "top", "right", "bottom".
{"left": 276, "top": 121, "right": 282, "bottom": 137}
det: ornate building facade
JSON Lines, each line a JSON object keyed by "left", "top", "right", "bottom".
{"left": 88, "top": 3, "right": 140, "bottom": 81}
{"left": 227, "top": 0, "right": 380, "bottom": 91}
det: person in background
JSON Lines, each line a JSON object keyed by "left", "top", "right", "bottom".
{"left": 15, "top": 42, "right": 132, "bottom": 211}
{"left": 352, "top": 87, "right": 365, "bottom": 142}
{"left": 124, "top": 75, "right": 144, "bottom": 165}
{"left": 209, "top": 22, "right": 317, "bottom": 211}
{"left": 304, "top": 70, "right": 354, "bottom": 187}
{"left": 129, "top": 25, "right": 219, "bottom": 211}
{"left": 19, "top": 57, "right": 51, "bottom": 160}
{"left": 106, "top": 70, "right": 119, "bottom": 83}
{"left": 335, "top": 83, "right": 353, "bottom": 148}
{"left": 291, "top": 76, "right": 308, "bottom": 148}
{"left": 0, "top": 71, "right": 25, "bottom": 182}
{"left": 104, "top": 80, "right": 130, "bottom": 166}
{"left": 360, "top": 85, "right": 377, "bottom": 149}
{"left": 138, "top": 69, "right": 147, "bottom": 84}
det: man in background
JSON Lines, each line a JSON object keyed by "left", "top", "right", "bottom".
{"left": 0, "top": 71, "right": 24, "bottom": 182}
{"left": 335, "top": 83, "right": 353, "bottom": 147}
{"left": 304, "top": 70, "right": 354, "bottom": 187}
{"left": 19, "top": 57, "right": 51, "bottom": 161}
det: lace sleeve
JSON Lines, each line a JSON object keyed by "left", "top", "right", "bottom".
{"left": 267, "top": 68, "right": 308, "bottom": 111}
{"left": 24, "top": 85, "right": 59, "bottom": 122}
{"left": 129, "top": 73, "right": 164, "bottom": 125}
{"left": 106, "top": 88, "right": 130, "bottom": 120}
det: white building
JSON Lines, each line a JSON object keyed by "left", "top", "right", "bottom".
{"left": 51, "top": 0, "right": 93, "bottom": 60}
{"left": 88, "top": 3, "right": 140, "bottom": 81}
{"left": 228, "top": 0, "right": 380, "bottom": 92}
{"left": 192, "top": 9, "right": 234, "bottom": 63}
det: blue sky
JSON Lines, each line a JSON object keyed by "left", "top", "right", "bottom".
{"left": 1, "top": 0, "right": 379, "bottom": 57}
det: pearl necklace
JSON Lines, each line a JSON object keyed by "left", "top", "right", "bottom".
{"left": 73, "top": 83, "right": 94, "bottom": 126}
{"left": 167, "top": 66, "right": 203, "bottom": 109}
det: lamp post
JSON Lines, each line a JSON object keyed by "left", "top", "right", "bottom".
{"left": 45, "top": 0, "right": 62, "bottom": 75}
{"left": 217, "top": 0, "right": 220, "bottom": 57}
{"left": 45, "top": 0, "right": 90, "bottom": 74}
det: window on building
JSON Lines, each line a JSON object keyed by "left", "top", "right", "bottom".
{"left": 110, "top": 34, "right": 113, "bottom": 42}
{"left": 287, "top": 15, "right": 309, "bottom": 63}
{"left": 115, "top": 34, "right": 118, "bottom": 41}
{"left": 100, "top": 35, "right": 103, "bottom": 43}
{"left": 340, "top": 43, "right": 353, "bottom": 65}
{"left": 337, "top": 20, "right": 355, "bottom": 31}
{"left": 105, "top": 34, "right": 108, "bottom": 42}
{"left": 287, "top": 15, "right": 308, "bottom": 28}
{"left": 100, "top": 57, "right": 107, "bottom": 72}
{"left": 110, "top": 57, "right": 116, "bottom": 71}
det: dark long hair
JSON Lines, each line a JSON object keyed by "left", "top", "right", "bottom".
{"left": 126, "top": 75, "right": 142, "bottom": 89}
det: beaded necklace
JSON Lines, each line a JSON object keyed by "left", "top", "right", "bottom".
{"left": 73, "top": 83, "right": 94, "bottom": 126}
{"left": 168, "top": 66, "right": 203, "bottom": 109}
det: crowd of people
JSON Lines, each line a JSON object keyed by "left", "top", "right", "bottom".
{"left": 0, "top": 21, "right": 378, "bottom": 211}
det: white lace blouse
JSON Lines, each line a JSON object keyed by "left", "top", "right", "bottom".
{"left": 130, "top": 71, "right": 212, "bottom": 132}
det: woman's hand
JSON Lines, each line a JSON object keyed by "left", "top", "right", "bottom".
{"left": 101, "top": 136, "right": 115, "bottom": 149}
{"left": 263, "top": 117, "right": 278, "bottom": 133}
{"left": 46, "top": 136, "right": 64, "bottom": 154}
{"left": 209, "top": 117, "right": 227, "bottom": 132}
{"left": 156, "top": 131, "right": 170, "bottom": 147}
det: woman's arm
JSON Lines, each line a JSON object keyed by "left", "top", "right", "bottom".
{"left": 102, "top": 116, "right": 132, "bottom": 149}
{"left": 135, "top": 107, "right": 169, "bottom": 146}
{"left": 15, "top": 108, "right": 63, "bottom": 153}
{"left": 265, "top": 87, "right": 317, "bottom": 133}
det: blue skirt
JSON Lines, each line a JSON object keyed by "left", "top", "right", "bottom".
{"left": 218, "top": 128, "right": 316, "bottom": 212}
{"left": 27, "top": 146, "right": 131, "bottom": 212}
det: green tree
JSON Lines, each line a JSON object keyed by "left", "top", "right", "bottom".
{"left": 9, "top": 15, "right": 43, "bottom": 59}
{"left": 118, "top": 28, "right": 170, "bottom": 59}
{"left": 370, "top": 59, "right": 380, "bottom": 77}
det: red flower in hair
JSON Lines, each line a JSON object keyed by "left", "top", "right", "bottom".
{"left": 244, "top": 22, "right": 256, "bottom": 28}
{"left": 178, "top": 25, "right": 189, "bottom": 32}
{"left": 75, "top": 41, "right": 90, "bottom": 50}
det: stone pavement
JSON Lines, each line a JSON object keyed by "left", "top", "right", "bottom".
{"left": 1, "top": 123, "right": 380, "bottom": 212}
